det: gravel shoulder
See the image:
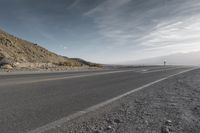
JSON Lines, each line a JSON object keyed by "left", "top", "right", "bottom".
{"left": 44, "top": 69, "right": 200, "bottom": 133}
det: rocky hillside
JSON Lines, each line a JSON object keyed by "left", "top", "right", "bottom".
{"left": 0, "top": 29, "right": 99, "bottom": 70}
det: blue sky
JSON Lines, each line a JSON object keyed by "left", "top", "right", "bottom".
{"left": 1, "top": 0, "right": 200, "bottom": 64}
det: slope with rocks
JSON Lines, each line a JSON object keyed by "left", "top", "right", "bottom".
{"left": 0, "top": 29, "right": 98, "bottom": 70}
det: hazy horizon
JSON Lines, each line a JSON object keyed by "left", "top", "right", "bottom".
{"left": 1, "top": 0, "right": 200, "bottom": 64}
{"left": 120, "top": 50, "right": 200, "bottom": 66}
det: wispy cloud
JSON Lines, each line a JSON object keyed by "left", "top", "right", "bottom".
{"left": 85, "top": 0, "right": 200, "bottom": 61}
{"left": 1, "top": 0, "right": 200, "bottom": 63}
{"left": 140, "top": 14, "right": 200, "bottom": 53}
{"left": 67, "top": 0, "right": 80, "bottom": 9}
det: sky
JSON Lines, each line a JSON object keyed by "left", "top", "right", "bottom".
{"left": 0, "top": 0, "right": 200, "bottom": 64}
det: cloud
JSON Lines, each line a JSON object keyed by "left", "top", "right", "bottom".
{"left": 85, "top": 0, "right": 200, "bottom": 57}
{"left": 67, "top": 0, "right": 80, "bottom": 9}
{"left": 140, "top": 14, "right": 200, "bottom": 53}
{"left": 1, "top": 0, "right": 200, "bottom": 63}
{"left": 63, "top": 46, "right": 68, "bottom": 50}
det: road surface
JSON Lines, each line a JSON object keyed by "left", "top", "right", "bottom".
{"left": 0, "top": 66, "right": 192, "bottom": 133}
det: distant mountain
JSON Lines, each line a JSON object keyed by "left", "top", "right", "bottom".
{"left": 127, "top": 51, "right": 200, "bottom": 66}
{"left": 0, "top": 29, "right": 99, "bottom": 69}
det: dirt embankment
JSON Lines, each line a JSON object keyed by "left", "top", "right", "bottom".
{"left": 44, "top": 69, "right": 200, "bottom": 133}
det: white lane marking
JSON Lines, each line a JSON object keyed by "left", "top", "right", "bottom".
{"left": 141, "top": 67, "right": 182, "bottom": 73}
{"left": 131, "top": 66, "right": 181, "bottom": 73}
{"left": 1, "top": 67, "right": 185, "bottom": 85}
{"left": 141, "top": 69, "right": 147, "bottom": 72}
{"left": 0, "top": 69, "right": 136, "bottom": 85}
{"left": 28, "top": 68, "right": 197, "bottom": 133}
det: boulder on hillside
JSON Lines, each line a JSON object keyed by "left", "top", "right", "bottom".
{"left": 0, "top": 57, "right": 13, "bottom": 66}
{"left": 1, "top": 64, "right": 13, "bottom": 69}
{"left": 0, "top": 57, "right": 14, "bottom": 69}
{"left": 0, "top": 37, "right": 13, "bottom": 46}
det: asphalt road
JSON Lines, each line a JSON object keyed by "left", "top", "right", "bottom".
{"left": 0, "top": 66, "right": 192, "bottom": 133}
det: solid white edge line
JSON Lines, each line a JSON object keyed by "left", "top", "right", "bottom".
{"left": 28, "top": 68, "right": 197, "bottom": 133}
{"left": 0, "top": 69, "right": 135, "bottom": 85}
{"left": 2, "top": 67, "right": 185, "bottom": 85}
{"left": 141, "top": 66, "right": 183, "bottom": 73}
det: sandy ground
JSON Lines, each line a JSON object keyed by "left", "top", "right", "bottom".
{"left": 42, "top": 69, "right": 200, "bottom": 133}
